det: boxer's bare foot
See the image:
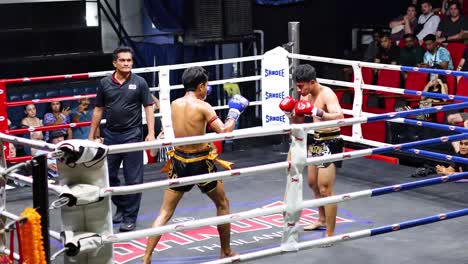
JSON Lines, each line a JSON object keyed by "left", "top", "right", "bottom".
{"left": 303, "top": 221, "right": 326, "bottom": 231}
{"left": 220, "top": 250, "right": 239, "bottom": 259}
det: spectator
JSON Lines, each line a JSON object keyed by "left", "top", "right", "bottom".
{"left": 455, "top": 46, "right": 468, "bottom": 83}
{"left": 21, "top": 104, "right": 44, "bottom": 155}
{"left": 420, "top": 34, "right": 454, "bottom": 69}
{"left": 421, "top": 75, "right": 448, "bottom": 103}
{"left": 441, "top": 0, "right": 464, "bottom": 15}
{"left": 416, "top": 0, "right": 441, "bottom": 42}
{"left": 400, "top": 33, "right": 425, "bottom": 67}
{"left": 363, "top": 30, "right": 381, "bottom": 62}
{"left": 447, "top": 112, "right": 468, "bottom": 125}
{"left": 389, "top": 4, "right": 418, "bottom": 41}
{"left": 43, "top": 101, "right": 72, "bottom": 141}
{"left": 374, "top": 33, "right": 400, "bottom": 64}
{"left": 35, "top": 130, "right": 66, "bottom": 179}
{"left": 8, "top": 143, "right": 15, "bottom": 159}
{"left": 436, "top": 1, "right": 467, "bottom": 43}
{"left": 70, "top": 98, "right": 94, "bottom": 140}
{"left": 435, "top": 139, "right": 468, "bottom": 174}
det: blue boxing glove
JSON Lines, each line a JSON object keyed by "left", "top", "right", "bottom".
{"left": 226, "top": 94, "right": 249, "bottom": 121}
{"left": 207, "top": 85, "right": 213, "bottom": 96}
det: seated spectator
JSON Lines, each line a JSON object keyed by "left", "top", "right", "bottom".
{"left": 421, "top": 75, "right": 448, "bottom": 105}
{"left": 21, "top": 104, "right": 45, "bottom": 155}
{"left": 374, "top": 33, "right": 400, "bottom": 65}
{"left": 416, "top": 1, "right": 441, "bottom": 42}
{"left": 43, "top": 101, "right": 72, "bottom": 141}
{"left": 447, "top": 112, "right": 468, "bottom": 125}
{"left": 35, "top": 130, "right": 66, "bottom": 179}
{"left": 8, "top": 143, "right": 15, "bottom": 159}
{"left": 70, "top": 98, "right": 93, "bottom": 140}
{"left": 389, "top": 4, "right": 418, "bottom": 42}
{"left": 441, "top": 0, "right": 464, "bottom": 15}
{"left": 363, "top": 30, "right": 382, "bottom": 62}
{"left": 419, "top": 34, "right": 454, "bottom": 69}
{"left": 436, "top": 1, "right": 467, "bottom": 43}
{"left": 400, "top": 33, "right": 425, "bottom": 66}
{"left": 435, "top": 139, "right": 468, "bottom": 174}
{"left": 455, "top": 41, "right": 468, "bottom": 82}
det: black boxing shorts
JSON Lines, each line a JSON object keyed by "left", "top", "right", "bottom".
{"left": 307, "top": 131, "right": 344, "bottom": 168}
{"left": 167, "top": 149, "right": 218, "bottom": 193}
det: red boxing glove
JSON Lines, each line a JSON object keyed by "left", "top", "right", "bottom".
{"left": 294, "top": 100, "right": 324, "bottom": 118}
{"left": 279, "top": 96, "right": 298, "bottom": 117}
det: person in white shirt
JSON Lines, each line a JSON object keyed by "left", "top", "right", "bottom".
{"left": 416, "top": 0, "right": 441, "bottom": 42}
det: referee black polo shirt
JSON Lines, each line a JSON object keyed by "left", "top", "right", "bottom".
{"left": 96, "top": 72, "right": 153, "bottom": 131}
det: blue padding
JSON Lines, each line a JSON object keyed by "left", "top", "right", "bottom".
{"left": 401, "top": 66, "right": 468, "bottom": 78}
{"left": 21, "top": 93, "right": 33, "bottom": 101}
{"left": 8, "top": 106, "right": 24, "bottom": 127}
{"left": 370, "top": 208, "right": 468, "bottom": 236}
{"left": 404, "top": 89, "right": 468, "bottom": 101}
{"left": 45, "top": 87, "right": 60, "bottom": 98}
{"left": 84, "top": 86, "right": 97, "bottom": 94}
{"left": 371, "top": 172, "right": 468, "bottom": 196}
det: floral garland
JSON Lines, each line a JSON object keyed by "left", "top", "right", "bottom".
{"left": 19, "top": 208, "right": 46, "bottom": 264}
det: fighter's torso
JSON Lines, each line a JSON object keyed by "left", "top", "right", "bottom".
{"left": 305, "top": 85, "right": 340, "bottom": 134}
{"left": 171, "top": 96, "right": 210, "bottom": 152}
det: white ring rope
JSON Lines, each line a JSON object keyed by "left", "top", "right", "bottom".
{"left": 149, "top": 75, "right": 261, "bottom": 92}
{"left": 87, "top": 55, "right": 263, "bottom": 78}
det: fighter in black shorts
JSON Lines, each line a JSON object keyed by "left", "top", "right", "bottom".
{"left": 143, "top": 67, "right": 248, "bottom": 263}
{"left": 307, "top": 131, "right": 344, "bottom": 168}
{"left": 279, "top": 64, "right": 344, "bottom": 239}
{"left": 167, "top": 147, "right": 219, "bottom": 193}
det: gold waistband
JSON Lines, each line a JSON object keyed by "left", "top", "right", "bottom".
{"left": 311, "top": 132, "right": 341, "bottom": 140}
{"left": 161, "top": 149, "right": 234, "bottom": 172}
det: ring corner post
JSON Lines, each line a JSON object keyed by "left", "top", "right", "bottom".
{"left": 0, "top": 80, "right": 9, "bottom": 161}
{"left": 32, "top": 155, "right": 51, "bottom": 263}
{"left": 281, "top": 127, "right": 306, "bottom": 252}
{"left": 351, "top": 64, "right": 363, "bottom": 140}
{"left": 158, "top": 67, "right": 175, "bottom": 139}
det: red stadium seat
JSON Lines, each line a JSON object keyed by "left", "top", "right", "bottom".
{"left": 446, "top": 75, "right": 457, "bottom": 95}
{"left": 446, "top": 43, "right": 466, "bottom": 69}
{"left": 377, "top": 69, "right": 401, "bottom": 89}
{"left": 361, "top": 67, "right": 374, "bottom": 85}
{"left": 457, "top": 77, "right": 468, "bottom": 97}
{"left": 405, "top": 72, "right": 428, "bottom": 91}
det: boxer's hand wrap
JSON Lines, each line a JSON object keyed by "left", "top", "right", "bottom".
{"left": 227, "top": 94, "right": 249, "bottom": 122}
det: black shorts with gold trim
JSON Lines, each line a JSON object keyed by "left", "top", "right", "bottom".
{"left": 307, "top": 131, "right": 344, "bottom": 168}
{"left": 168, "top": 149, "right": 218, "bottom": 193}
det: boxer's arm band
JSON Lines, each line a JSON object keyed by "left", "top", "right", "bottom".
{"left": 207, "top": 116, "right": 219, "bottom": 128}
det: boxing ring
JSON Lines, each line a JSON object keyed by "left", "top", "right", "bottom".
{"left": 0, "top": 46, "right": 467, "bottom": 263}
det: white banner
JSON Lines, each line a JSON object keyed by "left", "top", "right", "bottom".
{"left": 261, "top": 47, "right": 290, "bottom": 127}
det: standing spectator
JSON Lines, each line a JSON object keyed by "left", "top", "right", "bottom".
{"left": 420, "top": 34, "right": 454, "bottom": 69}
{"left": 400, "top": 33, "right": 425, "bottom": 66}
{"left": 416, "top": 1, "right": 441, "bottom": 42}
{"left": 374, "top": 34, "right": 400, "bottom": 65}
{"left": 43, "top": 101, "right": 72, "bottom": 141}
{"left": 363, "top": 30, "right": 381, "bottom": 62}
{"left": 88, "top": 46, "right": 155, "bottom": 232}
{"left": 70, "top": 98, "right": 94, "bottom": 140}
{"left": 436, "top": 1, "right": 467, "bottom": 43}
{"left": 389, "top": 4, "right": 418, "bottom": 41}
